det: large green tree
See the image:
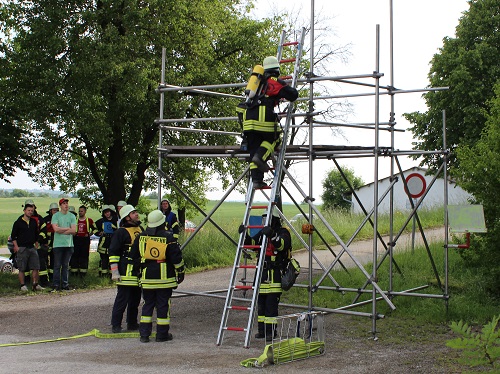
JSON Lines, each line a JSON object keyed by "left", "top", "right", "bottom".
{"left": 0, "top": 0, "right": 281, "bottom": 209}
{"left": 321, "top": 166, "right": 363, "bottom": 211}
{"left": 404, "top": 0, "right": 500, "bottom": 170}
{"left": 453, "top": 82, "right": 500, "bottom": 294}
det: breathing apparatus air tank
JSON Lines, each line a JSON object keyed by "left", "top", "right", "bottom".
{"left": 244, "top": 64, "right": 265, "bottom": 104}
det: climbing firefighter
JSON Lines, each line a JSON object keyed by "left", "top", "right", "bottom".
{"left": 94, "top": 205, "right": 118, "bottom": 277}
{"left": 246, "top": 209, "right": 292, "bottom": 341}
{"left": 108, "top": 205, "right": 143, "bottom": 333}
{"left": 129, "top": 210, "right": 185, "bottom": 343}
{"left": 238, "top": 56, "right": 298, "bottom": 189}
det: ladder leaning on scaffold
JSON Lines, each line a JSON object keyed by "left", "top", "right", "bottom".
{"left": 217, "top": 27, "right": 306, "bottom": 348}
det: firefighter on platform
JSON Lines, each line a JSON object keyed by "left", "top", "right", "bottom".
{"left": 129, "top": 210, "right": 184, "bottom": 343}
{"left": 109, "top": 205, "right": 143, "bottom": 333}
{"left": 238, "top": 56, "right": 298, "bottom": 189}
{"left": 95, "top": 205, "right": 118, "bottom": 277}
{"left": 246, "top": 209, "right": 292, "bottom": 341}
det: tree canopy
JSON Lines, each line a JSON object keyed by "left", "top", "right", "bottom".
{"left": 404, "top": 0, "right": 500, "bottom": 170}
{"left": 321, "top": 166, "right": 363, "bottom": 211}
{"left": 0, "top": 0, "right": 282, "bottom": 209}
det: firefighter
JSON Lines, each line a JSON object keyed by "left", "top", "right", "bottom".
{"left": 247, "top": 209, "right": 291, "bottom": 341}
{"left": 160, "top": 199, "right": 180, "bottom": 240}
{"left": 43, "top": 202, "right": 59, "bottom": 283}
{"left": 94, "top": 205, "right": 118, "bottom": 277}
{"left": 239, "top": 56, "right": 298, "bottom": 189}
{"left": 109, "top": 205, "right": 143, "bottom": 333}
{"left": 129, "top": 210, "right": 184, "bottom": 343}
{"left": 70, "top": 205, "right": 96, "bottom": 278}
{"left": 21, "top": 199, "right": 47, "bottom": 286}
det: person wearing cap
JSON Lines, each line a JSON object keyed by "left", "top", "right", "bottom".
{"left": 10, "top": 202, "right": 44, "bottom": 292}
{"left": 70, "top": 205, "right": 97, "bottom": 278}
{"left": 244, "top": 209, "right": 292, "bottom": 341}
{"left": 108, "top": 205, "right": 144, "bottom": 333}
{"left": 94, "top": 205, "right": 119, "bottom": 277}
{"left": 43, "top": 202, "right": 59, "bottom": 283}
{"left": 160, "top": 199, "right": 179, "bottom": 241}
{"left": 129, "top": 209, "right": 185, "bottom": 343}
{"left": 239, "top": 56, "right": 298, "bottom": 189}
{"left": 50, "top": 198, "right": 77, "bottom": 291}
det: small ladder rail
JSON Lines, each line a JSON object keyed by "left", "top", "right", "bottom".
{"left": 217, "top": 29, "right": 305, "bottom": 348}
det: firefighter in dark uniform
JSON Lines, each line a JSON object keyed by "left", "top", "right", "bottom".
{"left": 247, "top": 209, "right": 292, "bottom": 341}
{"left": 129, "top": 209, "right": 184, "bottom": 343}
{"left": 160, "top": 199, "right": 180, "bottom": 241}
{"left": 239, "top": 56, "right": 298, "bottom": 189}
{"left": 109, "top": 205, "right": 143, "bottom": 333}
{"left": 43, "top": 202, "right": 59, "bottom": 283}
{"left": 95, "top": 205, "right": 118, "bottom": 277}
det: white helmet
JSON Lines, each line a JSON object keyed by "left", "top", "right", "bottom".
{"left": 120, "top": 205, "right": 136, "bottom": 219}
{"left": 148, "top": 210, "right": 165, "bottom": 228}
{"left": 263, "top": 56, "right": 279, "bottom": 71}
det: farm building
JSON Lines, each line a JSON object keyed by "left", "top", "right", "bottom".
{"left": 351, "top": 167, "right": 473, "bottom": 214}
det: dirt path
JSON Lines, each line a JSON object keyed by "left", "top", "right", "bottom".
{"left": 0, "top": 227, "right": 471, "bottom": 373}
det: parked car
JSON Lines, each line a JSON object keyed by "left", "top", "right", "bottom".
{"left": 184, "top": 220, "right": 197, "bottom": 233}
{"left": 0, "top": 257, "right": 14, "bottom": 273}
{"left": 90, "top": 234, "right": 100, "bottom": 252}
{"left": 289, "top": 213, "right": 316, "bottom": 224}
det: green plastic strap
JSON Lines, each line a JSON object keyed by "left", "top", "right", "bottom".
{"left": 240, "top": 338, "right": 325, "bottom": 367}
{"left": 0, "top": 329, "right": 154, "bottom": 347}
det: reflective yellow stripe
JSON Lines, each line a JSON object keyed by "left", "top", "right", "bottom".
{"left": 157, "top": 317, "right": 170, "bottom": 326}
{"left": 141, "top": 316, "right": 152, "bottom": 323}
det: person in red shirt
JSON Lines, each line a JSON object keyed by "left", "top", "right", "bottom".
{"left": 70, "top": 205, "right": 96, "bottom": 278}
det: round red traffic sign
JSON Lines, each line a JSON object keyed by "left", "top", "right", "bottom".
{"left": 405, "top": 173, "right": 426, "bottom": 198}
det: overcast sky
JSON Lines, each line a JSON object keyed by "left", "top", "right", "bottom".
{"left": 1, "top": 0, "right": 470, "bottom": 203}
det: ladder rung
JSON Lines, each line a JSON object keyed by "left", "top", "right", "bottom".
{"left": 280, "top": 58, "right": 296, "bottom": 63}
{"left": 235, "top": 285, "right": 253, "bottom": 290}
{"left": 230, "top": 306, "right": 250, "bottom": 311}
{"left": 282, "top": 41, "right": 299, "bottom": 47}
{"left": 280, "top": 75, "right": 292, "bottom": 80}
{"left": 239, "top": 265, "right": 256, "bottom": 269}
{"left": 226, "top": 327, "right": 246, "bottom": 332}
{"left": 247, "top": 225, "right": 263, "bottom": 229}
{"left": 243, "top": 245, "right": 260, "bottom": 249}
{"left": 251, "top": 205, "right": 270, "bottom": 209}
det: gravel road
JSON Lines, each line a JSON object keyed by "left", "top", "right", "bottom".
{"left": 0, "top": 228, "right": 468, "bottom": 373}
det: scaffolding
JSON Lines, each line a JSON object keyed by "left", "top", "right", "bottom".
{"left": 155, "top": 0, "right": 457, "bottom": 347}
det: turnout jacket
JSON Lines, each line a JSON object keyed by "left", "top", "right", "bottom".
{"left": 242, "top": 76, "right": 298, "bottom": 133}
{"left": 108, "top": 221, "right": 143, "bottom": 286}
{"left": 247, "top": 226, "right": 292, "bottom": 294}
{"left": 95, "top": 215, "right": 118, "bottom": 254}
{"left": 129, "top": 227, "right": 184, "bottom": 290}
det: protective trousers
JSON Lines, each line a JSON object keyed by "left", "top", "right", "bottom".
{"left": 257, "top": 292, "right": 281, "bottom": 336}
{"left": 140, "top": 288, "right": 172, "bottom": 340}
{"left": 37, "top": 246, "right": 49, "bottom": 286}
{"left": 111, "top": 285, "right": 141, "bottom": 329}
{"left": 245, "top": 131, "right": 279, "bottom": 182}
{"left": 71, "top": 236, "right": 90, "bottom": 276}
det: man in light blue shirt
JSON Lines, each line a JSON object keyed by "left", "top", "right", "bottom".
{"left": 51, "top": 198, "right": 76, "bottom": 291}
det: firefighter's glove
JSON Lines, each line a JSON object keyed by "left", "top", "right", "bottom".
{"left": 261, "top": 226, "right": 273, "bottom": 237}
{"left": 176, "top": 266, "right": 185, "bottom": 284}
{"left": 110, "top": 264, "right": 121, "bottom": 282}
{"left": 238, "top": 224, "right": 245, "bottom": 234}
{"left": 271, "top": 233, "right": 282, "bottom": 249}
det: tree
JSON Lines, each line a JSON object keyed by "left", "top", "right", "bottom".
{"left": 321, "top": 166, "right": 363, "bottom": 211}
{"left": 0, "top": 0, "right": 283, "bottom": 209}
{"left": 453, "top": 82, "right": 500, "bottom": 294}
{"left": 404, "top": 0, "right": 500, "bottom": 171}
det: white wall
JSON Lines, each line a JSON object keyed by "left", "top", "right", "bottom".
{"left": 351, "top": 168, "right": 473, "bottom": 214}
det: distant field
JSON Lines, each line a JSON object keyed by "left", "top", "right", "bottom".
{"left": 0, "top": 197, "right": 309, "bottom": 245}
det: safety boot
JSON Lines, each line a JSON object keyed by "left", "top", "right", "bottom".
{"left": 251, "top": 154, "right": 270, "bottom": 173}
{"left": 156, "top": 333, "right": 173, "bottom": 342}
